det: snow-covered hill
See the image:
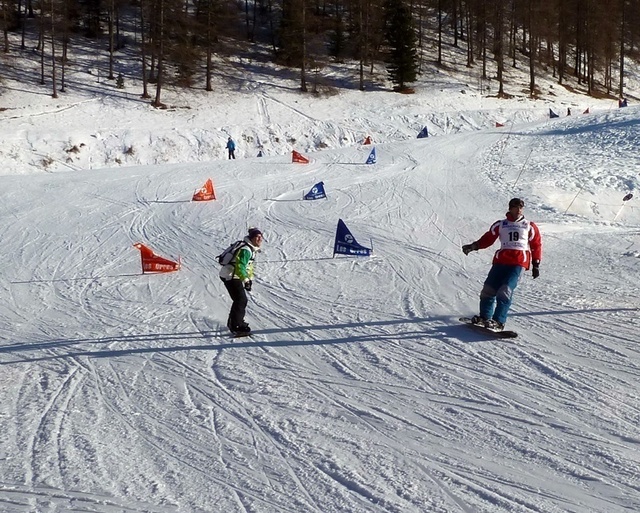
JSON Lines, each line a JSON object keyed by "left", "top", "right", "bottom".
{"left": 2, "top": 32, "right": 636, "bottom": 177}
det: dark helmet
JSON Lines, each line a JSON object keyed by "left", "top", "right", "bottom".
{"left": 248, "top": 227, "right": 262, "bottom": 239}
{"left": 509, "top": 197, "right": 525, "bottom": 208}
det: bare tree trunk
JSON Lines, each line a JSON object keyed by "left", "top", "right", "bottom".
{"left": 245, "top": 0, "right": 252, "bottom": 40}
{"left": 50, "top": 0, "right": 57, "bottom": 98}
{"left": 3, "top": 0, "right": 8, "bottom": 53}
{"left": 206, "top": 0, "right": 212, "bottom": 91}
{"left": 495, "top": 0, "right": 505, "bottom": 96}
{"left": 108, "top": 0, "right": 115, "bottom": 79}
{"left": 140, "top": 1, "right": 150, "bottom": 98}
{"left": 268, "top": 0, "right": 277, "bottom": 53}
{"left": 417, "top": 0, "right": 423, "bottom": 49}
{"left": 19, "top": 0, "right": 26, "bottom": 48}
{"left": 590, "top": 51, "right": 597, "bottom": 95}
{"left": 359, "top": 0, "right": 364, "bottom": 90}
{"left": 619, "top": 0, "right": 625, "bottom": 97}
{"left": 452, "top": 0, "right": 458, "bottom": 47}
{"left": 557, "top": 0, "right": 567, "bottom": 84}
{"left": 575, "top": 1, "right": 584, "bottom": 83}
{"left": 300, "top": 0, "right": 307, "bottom": 91}
{"left": 61, "top": 37, "right": 67, "bottom": 92}
{"left": 510, "top": 0, "right": 516, "bottom": 67}
{"left": 153, "top": 0, "right": 164, "bottom": 106}
{"left": 60, "top": 0, "right": 68, "bottom": 92}
{"left": 465, "top": 1, "right": 473, "bottom": 67}
{"left": 437, "top": 0, "right": 442, "bottom": 65}
{"left": 478, "top": 0, "right": 487, "bottom": 79}
{"left": 527, "top": 0, "right": 535, "bottom": 95}
{"left": 39, "top": 2, "right": 45, "bottom": 84}
{"left": 252, "top": 0, "right": 257, "bottom": 42}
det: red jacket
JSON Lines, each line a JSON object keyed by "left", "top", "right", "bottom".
{"left": 476, "top": 212, "right": 542, "bottom": 270}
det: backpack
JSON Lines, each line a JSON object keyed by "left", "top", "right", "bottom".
{"left": 216, "top": 240, "right": 246, "bottom": 266}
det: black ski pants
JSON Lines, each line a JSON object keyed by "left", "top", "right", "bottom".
{"left": 222, "top": 278, "right": 247, "bottom": 330}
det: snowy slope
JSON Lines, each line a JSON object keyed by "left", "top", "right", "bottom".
{"left": 1, "top": 100, "right": 640, "bottom": 513}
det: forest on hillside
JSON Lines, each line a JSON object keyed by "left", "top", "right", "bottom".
{"left": 1, "top": 0, "right": 639, "bottom": 104}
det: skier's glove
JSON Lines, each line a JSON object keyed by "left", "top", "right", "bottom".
{"left": 244, "top": 280, "right": 253, "bottom": 292}
{"left": 532, "top": 261, "right": 540, "bottom": 279}
{"left": 462, "top": 242, "right": 478, "bottom": 255}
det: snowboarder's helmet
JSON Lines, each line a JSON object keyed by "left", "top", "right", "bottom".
{"left": 509, "top": 198, "right": 525, "bottom": 208}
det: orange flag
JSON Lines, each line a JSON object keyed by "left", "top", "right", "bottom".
{"left": 192, "top": 178, "right": 216, "bottom": 201}
{"left": 292, "top": 150, "right": 310, "bottom": 164}
{"left": 133, "top": 243, "right": 181, "bottom": 274}
{"left": 363, "top": 135, "right": 372, "bottom": 145}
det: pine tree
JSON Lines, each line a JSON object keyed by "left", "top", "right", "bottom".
{"left": 383, "top": 0, "right": 417, "bottom": 91}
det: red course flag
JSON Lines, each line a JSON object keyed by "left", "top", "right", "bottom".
{"left": 133, "top": 243, "right": 181, "bottom": 274}
{"left": 495, "top": 122, "right": 505, "bottom": 128}
{"left": 363, "top": 135, "right": 372, "bottom": 145}
{"left": 292, "top": 150, "right": 310, "bottom": 164}
{"left": 192, "top": 178, "right": 216, "bottom": 201}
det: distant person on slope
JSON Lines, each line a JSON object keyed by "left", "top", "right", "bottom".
{"left": 461, "top": 197, "right": 542, "bottom": 331}
{"left": 226, "top": 137, "right": 236, "bottom": 159}
{"left": 219, "top": 228, "right": 263, "bottom": 336}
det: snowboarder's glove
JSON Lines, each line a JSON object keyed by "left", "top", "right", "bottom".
{"left": 532, "top": 261, "right": 540, "bottom": 279}
{"left": 462, "top": 242, "right": 478, "bottom": 255}
{"left": 244, "top": 280, "right": 252, "bottom": 292}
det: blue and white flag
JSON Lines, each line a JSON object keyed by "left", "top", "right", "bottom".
{"left": 333, "top": 219, "right": 372, "bottom": 257}
{"left": 304, "top": 181, "right": 327, "bottom": 200}
{"left": 365, "top": 147, "right": 377, "bottom": 165}
{"left": 417, "top": 126, "right": 429, "bottom": 139}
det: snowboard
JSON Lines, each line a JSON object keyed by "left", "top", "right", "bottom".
{"left": 459, "top": 317, "right": 518, "bottom": 339}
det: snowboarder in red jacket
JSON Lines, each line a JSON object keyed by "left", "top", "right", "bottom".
{"left": 462, "top": 198, "right": 542, "bottom": 330}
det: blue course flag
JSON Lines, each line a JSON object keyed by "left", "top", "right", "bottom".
{"left": 333, "top": 219, "right": 372, "bottom": 257}
{"left": 365, "top": 147, "right": 377, "bottom": 165}
{"left": 417, "top": 126, "right": 429, "bottom": 138}
{"left": 303, "top": 181, "right": 327, "bottom": 200}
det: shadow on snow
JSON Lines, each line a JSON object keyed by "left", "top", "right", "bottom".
{"left": 1, "top": 307, "right": 636, "bottom": 364}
